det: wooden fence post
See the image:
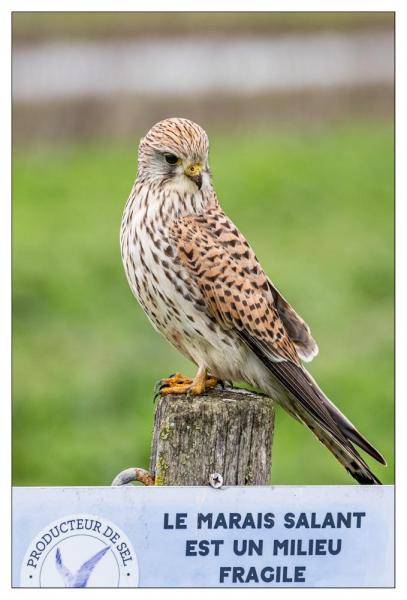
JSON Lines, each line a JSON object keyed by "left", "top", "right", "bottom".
{"left": 150, "top": 386, "right": 275, "bottom": 486}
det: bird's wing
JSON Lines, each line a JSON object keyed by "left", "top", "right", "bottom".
{"left": 55, "top": 548, "right": 73, "bottom": 586}
{"left": 170, "top": 213, "right": 301, "bottom": 365}
{"left": 265, "top": 280, "right": 319, "bottom": 362}
{"left": 199, "top": 207, "right": 319, "bottom": 362}
{"left": 74, "top": 546, "right": 109, "bottom": 588}
{"left": 170, "top": 214, "right": 385, "bottom": 483}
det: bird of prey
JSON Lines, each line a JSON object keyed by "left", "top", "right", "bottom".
{"left": 120, "top": 117, "right": 385, "bottom": 485}
{"left": 55, "top": 546, "right": 109, "bottom": 587}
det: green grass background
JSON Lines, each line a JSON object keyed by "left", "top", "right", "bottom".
{"left": 13, "top": 121, "right": 394, "bottom": 486}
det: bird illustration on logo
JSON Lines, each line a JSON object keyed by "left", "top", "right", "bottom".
{"left": 55, "top": 546, "right": 109, "bottom": 587}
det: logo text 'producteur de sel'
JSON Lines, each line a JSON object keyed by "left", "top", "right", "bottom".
{"left": 20, "top": 514, "right": 138, "bottom": 587}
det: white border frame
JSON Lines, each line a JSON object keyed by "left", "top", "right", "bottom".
{"left": 1, "top": 2, "right": 403, "bottom": 598}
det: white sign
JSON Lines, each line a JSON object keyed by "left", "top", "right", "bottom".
{"left": 12, "top": 485, "right": 394, "bottom": 588}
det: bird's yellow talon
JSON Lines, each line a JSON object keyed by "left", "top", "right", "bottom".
{"left": 159, "top": 372, "right": 220, "bottom": 397}
{"left": 189, "top": 376, "right": 220, "bottom": 395}
{"left": 160, "top": 383, "right": 193, "bottom": 396}
{"left": 205, "top": 376, "right": 219, "bottom": 389}
{"left": 160, "top": 373, "right": 192, "bottom": 387}
{"left": 189, "top": 382, "right": 205, "bottom": 396}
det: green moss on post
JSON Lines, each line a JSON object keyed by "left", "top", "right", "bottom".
{"left": 154, "top": 452, "right": 170, "bottom": 486}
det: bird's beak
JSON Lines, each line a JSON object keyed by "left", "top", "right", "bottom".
{"left": 185, "top": 163, "right": 203, "bottom": 190}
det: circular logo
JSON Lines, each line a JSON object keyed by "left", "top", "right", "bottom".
{"left": 20, "top": 514, "right": 138, "bottom": 587}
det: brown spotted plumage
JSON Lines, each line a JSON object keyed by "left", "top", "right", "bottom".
{"left": 120, "top": 117, "right": 385, "bottom": 485}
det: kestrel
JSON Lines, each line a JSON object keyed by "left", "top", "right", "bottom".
{"left": 120, "top": 117, "right": 385, "bottom": 485}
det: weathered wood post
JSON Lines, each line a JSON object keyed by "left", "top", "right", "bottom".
{"left": 150, "top": 386, "right": 275, "bottom": 486}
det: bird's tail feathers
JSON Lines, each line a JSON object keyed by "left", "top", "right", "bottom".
{"left": 304, "top": 368, "right": 387, "bottom": 466}
{"left": 324, "top": 403, "right": 386, "bottom": 466}
{"left": 294, "top": 402, "right": 382, "bottom": 485}
{"left": 262, "top": 359, "right": 385, "bottom": 485}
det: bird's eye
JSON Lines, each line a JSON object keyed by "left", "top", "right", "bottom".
{"left": 164, "top": 153, "right": 180, "bottom": 165}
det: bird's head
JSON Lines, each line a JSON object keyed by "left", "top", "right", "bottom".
{"left": 137, "top": 118, "right": 211, "bottom": 192}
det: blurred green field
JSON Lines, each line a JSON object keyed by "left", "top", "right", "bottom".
{"left": 13, "top": 121, "right": 394, "bottom": 486}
